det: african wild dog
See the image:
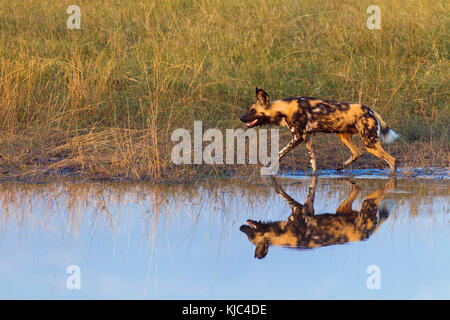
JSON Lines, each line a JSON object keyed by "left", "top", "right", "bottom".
{"left": 240, "top": 177, "right": 395, "bottom": 259}
{"left": 240, "top": 88, "right": 399, "bottom": 173}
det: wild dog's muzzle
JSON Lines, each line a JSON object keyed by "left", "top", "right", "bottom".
{"left": 240, "top": 110, "right": 259, "bottom": 128}
{"left": 239, "top": 220, "right": 262, "bottom": 239}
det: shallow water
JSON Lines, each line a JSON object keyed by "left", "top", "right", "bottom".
{"left": 0, "top": 174, "right": 448, "bottom": 299}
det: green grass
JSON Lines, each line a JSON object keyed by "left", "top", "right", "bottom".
{"left": 0, "top": 0, "right": 448, "bottom": 181}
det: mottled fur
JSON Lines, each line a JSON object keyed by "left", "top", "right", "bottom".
{"left": 240, "top": 88, "right": 399, "bottom": 173}
{"left": 240, "top": 177, "right": 395, "bottom": 259}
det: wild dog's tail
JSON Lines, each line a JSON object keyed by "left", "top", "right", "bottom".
{"left": 373, "top": 111, "right": 399, "bottom": 143}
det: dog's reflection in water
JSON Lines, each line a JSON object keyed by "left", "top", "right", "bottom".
{"left": 240, "top": 177, "right": 395, "bottom": 259}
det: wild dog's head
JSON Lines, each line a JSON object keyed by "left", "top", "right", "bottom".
{"left": 239, "top": 219, "right": 286, "bottom": 259}
{"left": 240, "top": 87, "right": 280, "bottom": 128}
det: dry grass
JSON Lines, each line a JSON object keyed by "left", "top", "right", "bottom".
{"left": 0, "top": 0, "right": 448, "bottom": 181}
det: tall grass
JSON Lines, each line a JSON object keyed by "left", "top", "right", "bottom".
{"left": 0, "top": 0, "right": 448, "bottom": 181}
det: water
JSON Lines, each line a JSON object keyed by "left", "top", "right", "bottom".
{"left": 0, "top": 174, "right": 448, "bottom": 299}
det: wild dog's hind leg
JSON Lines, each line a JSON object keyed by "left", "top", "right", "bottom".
{"left": 356, "top": 178, "right": 395, "bottom": 230}
{"left": 336, "top": 180, "right": 361, "bottom": 214}
{"left": 305, "top": 134, "right": 317, "bottom": 172}
{"left": 364, "top": 142, "right": 396, "bottom": 174}
{"left": 358, "top": 116, "right": 397, "bottom": 174}
{"left": 364, "top": 179, "right": 395, "bottom": 205}
{"left": 336, "top": 133, "right": 361, "bottom": 170}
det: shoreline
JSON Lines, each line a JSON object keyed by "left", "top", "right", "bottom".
{"left": 0, "top": 165, "right": 447, "bottom": 184}
{"left": 0, "top": 135, "right": 447, "bottom": 183}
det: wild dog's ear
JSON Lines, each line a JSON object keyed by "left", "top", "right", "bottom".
{"left": 256, "top": 88, "right": 270, "bottom": 106}
{"left": 254, "top": 240, "right": 269, "bottom": 259}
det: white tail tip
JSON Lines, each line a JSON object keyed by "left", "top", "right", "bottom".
{"left": 377, "top": 200, "right": 395, "bottom": 223}
{"left": 381, "top": 129, "right": 399, "bottom": 144}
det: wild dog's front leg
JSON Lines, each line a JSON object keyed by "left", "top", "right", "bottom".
{"left": 271, "top": 176, "right": 302, "bottom": 210}
{"left": 304, "top": 175, "right": 317, "bottom": 215}
{"left": 305, "top": 134, "right": 317, "bottom": 172}
{"left": 278, "top": 131, "right": 305, "bottom": 162}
